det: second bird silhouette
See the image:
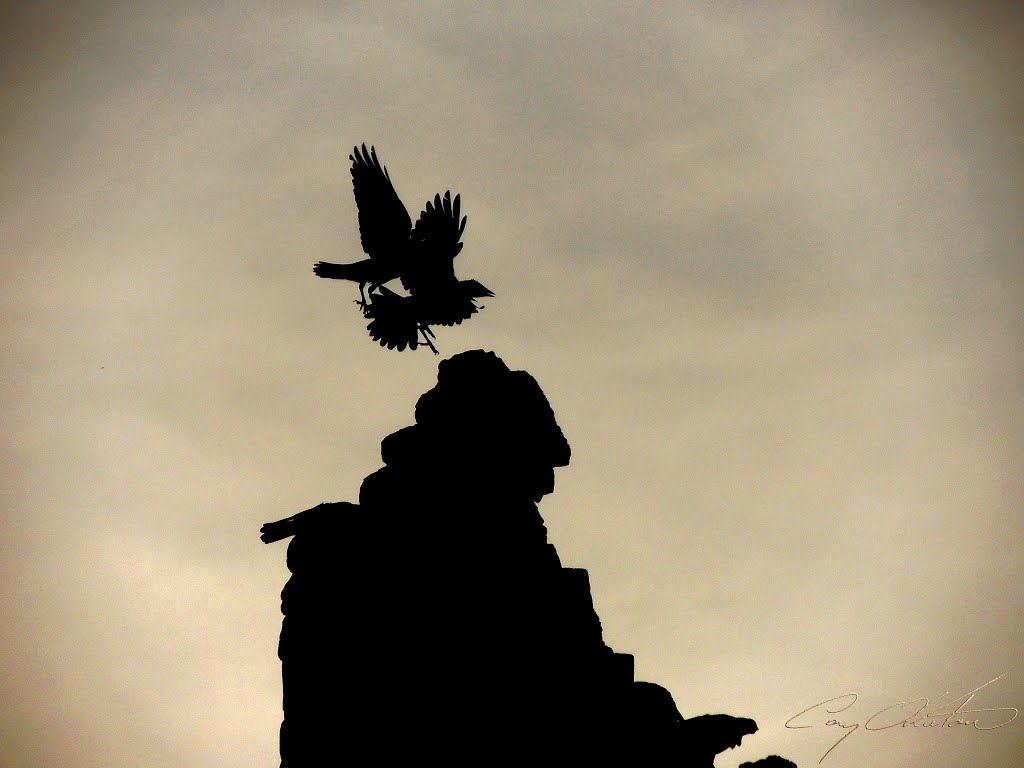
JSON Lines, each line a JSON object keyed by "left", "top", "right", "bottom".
{"left": 314, "top": 144, "right": 494, "bottom": 353}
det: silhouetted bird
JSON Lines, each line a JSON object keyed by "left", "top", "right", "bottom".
{"left": 313, "top": 144, "right": 410, "bottom": 308}
{"left": 364, "top": 279, "right": 494, "bottom": 354}
{"left": 313, "top": 145, "right": 493, "bottom": 352}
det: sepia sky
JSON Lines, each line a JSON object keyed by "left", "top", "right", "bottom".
{"left": 2, "top": 2, "right": 1022, "bottom": 766}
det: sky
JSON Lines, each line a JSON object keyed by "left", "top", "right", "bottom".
{"left": 2, "top": 2, "right": 1022, "bottom": 766}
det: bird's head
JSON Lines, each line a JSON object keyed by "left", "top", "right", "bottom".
{"left": 458, "top": 279, "right": 495, "bottom": 299}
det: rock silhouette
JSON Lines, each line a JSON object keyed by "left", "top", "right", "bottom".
{"left": 741, "top": 758, "right": 799, "bottom": 768}
{"left": 262, "top": 350, "right": 796, "bottom": 766}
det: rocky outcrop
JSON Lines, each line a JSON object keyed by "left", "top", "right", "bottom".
{"left": 741, "top": 758, "right": 799, "bottom": 768}
{"left": 262, "top": 350, "right": 795, "bottom": 766}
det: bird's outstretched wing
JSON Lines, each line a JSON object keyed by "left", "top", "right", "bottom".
{"left": 350, "top": 144, "right": 412, "bottom": 261}
{"left": 403, "top": 190, "right": 466, "bottom": 294}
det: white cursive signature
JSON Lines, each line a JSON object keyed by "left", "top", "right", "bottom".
{"left": 785, "top": 673, "right": 1018, "bottom": 763}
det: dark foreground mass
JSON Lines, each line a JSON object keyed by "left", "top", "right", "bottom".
{"left": 262, "top": 351, "right": 796, "bottom": 767}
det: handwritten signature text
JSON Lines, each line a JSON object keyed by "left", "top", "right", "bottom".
{"left": 785, "top": 673, "right": 1018, "bottom": 763}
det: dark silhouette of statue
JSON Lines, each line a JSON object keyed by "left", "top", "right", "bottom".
{"left": 262, "top": 351, "right": 797, "bottom": 766}
{"left": 313, "top": 144, "right": 493, "bottom": 353}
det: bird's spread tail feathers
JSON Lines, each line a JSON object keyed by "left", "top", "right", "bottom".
{"left": 362, "top": 286, "right": 442, "bottom": 354}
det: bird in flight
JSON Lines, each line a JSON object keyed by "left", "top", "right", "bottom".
{"left": 313, "top": 144, "right": 493, "bottom": 352}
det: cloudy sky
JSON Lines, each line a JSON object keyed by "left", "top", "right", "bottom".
{"left": 2, "top": 2, "right": 1021, "bottom": 766}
